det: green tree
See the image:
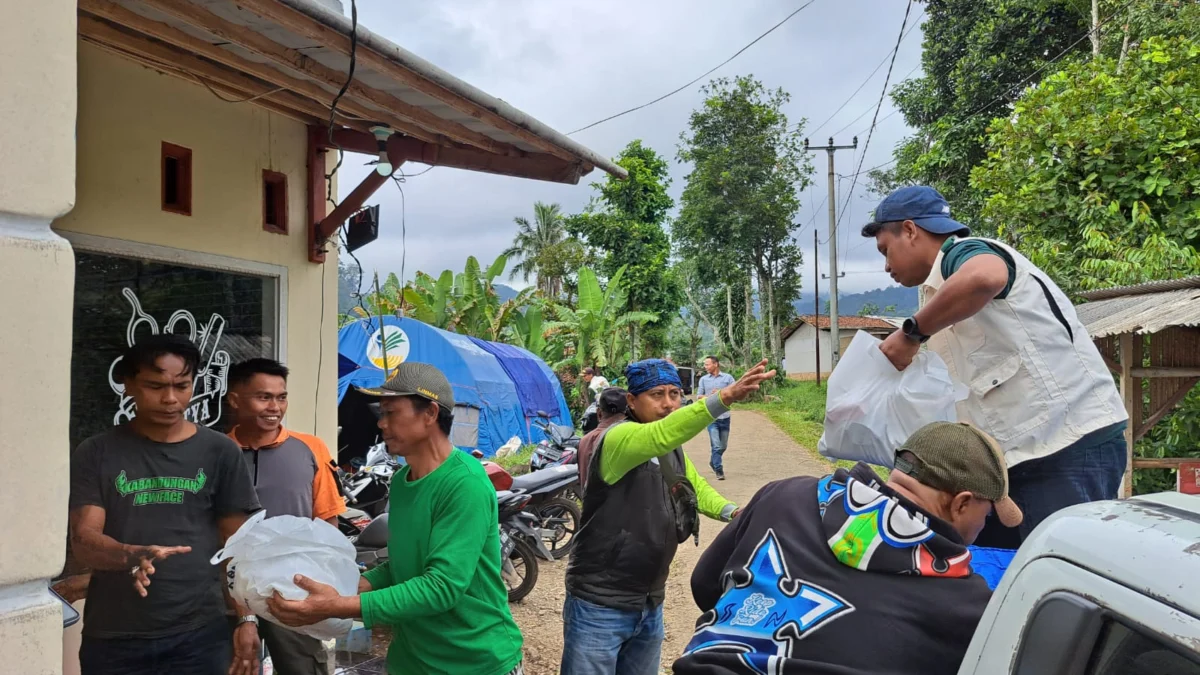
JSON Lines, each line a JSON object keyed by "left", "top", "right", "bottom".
{"left": 674, "top": 76, "right": 813, "bottom": 366}
{"left": 546, "top": 266, "right": 657, "bottom": 378}
{"left": 567, "top": 140, "right": 681, "bottom": 359}
{"left": 971, "top": 36, "right": 1200, "bottom": 294}
{"left": 858, "top": 302, "right": 881, "bottom": 316}
{"left": 503, "top": 202, "right": 574, "bottom": 297}
{"left": 354, "top": 254, "right": 534, "bottom": 341}
{"left": 870, "top": 0, "right": 1198, "bottom": 228}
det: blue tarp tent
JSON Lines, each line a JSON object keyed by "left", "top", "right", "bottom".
{"left": 469, "top": 338, "right": 573, "bottom": 443}
{"left": 337, "top": 317, "right": 526, "bottom": 456}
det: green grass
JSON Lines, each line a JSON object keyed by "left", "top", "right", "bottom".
{"left": 493, "top": 444, "right": 536, "bottom": 474}
{"left": 742, "top": 380, "right": 889, "bottom": 479}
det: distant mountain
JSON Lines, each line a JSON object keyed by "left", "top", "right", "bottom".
{"left": 495, "top": 284, "right": 519, "bottom": 302}
{"left": 792, "top": 286, "right": 918, "bottom": 317}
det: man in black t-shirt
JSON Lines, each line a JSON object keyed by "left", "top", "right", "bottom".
{"left": 69, "top": 334, "right": 262, "bottom": 675}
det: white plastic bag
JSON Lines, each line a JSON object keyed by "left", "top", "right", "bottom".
{"left": 211, "top": 511, "right": 360, "bottom": 640}
{"left": 818, "top": 331, "right": 968, "bottom": 468}
{"left": 495, "top": 436, "right": 522, "bottom": 459}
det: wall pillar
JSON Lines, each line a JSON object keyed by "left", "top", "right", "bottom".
{"left": 0, "top": 1, "right": 78, "bottom": 673}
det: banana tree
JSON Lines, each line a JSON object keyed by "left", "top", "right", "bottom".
{"left": 506, "top": 305, "right": 548, "bottom": 358}
{"left": 547, "top": 265, "right": 656, "bottom": 372}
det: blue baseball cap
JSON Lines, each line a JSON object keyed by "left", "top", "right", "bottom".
{"left": 867, "top": 186, "right": 970, "bottom": 236}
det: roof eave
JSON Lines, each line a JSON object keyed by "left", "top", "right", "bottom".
{"left": 277, "top": 0, "right": 627, "bottom": 180}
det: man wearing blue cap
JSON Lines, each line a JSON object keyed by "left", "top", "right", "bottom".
{"left": 561, "top": 358, "right": 775, "bottom": 675}
{"left": 860, "top": 185, "right": 1127, "bottom": 548}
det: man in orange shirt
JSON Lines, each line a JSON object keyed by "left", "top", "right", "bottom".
{"left": 226, "top": 359, "right": 345, "bottom": 675}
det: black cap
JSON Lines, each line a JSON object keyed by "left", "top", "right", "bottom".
{"left": 356, "top": 362, "right": 455, "bottom": 409}
{"left": 598, "top": 387, "right": 628, "bottom": 415}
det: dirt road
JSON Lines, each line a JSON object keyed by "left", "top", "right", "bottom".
{"left": 508, "top": 409, "right": 831, "bottom": 675}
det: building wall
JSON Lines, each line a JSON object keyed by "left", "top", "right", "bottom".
{"left": 52, "top": 41, "right": 341, "bottom": 675}
{"left": 784, "top": 325, "right": 881, "bottom": 379}
{"left": 55, "top": 42, "right": 339, "bottom": 444}
{"left": 0, "top": 3, "right": 77, "bottom": 673}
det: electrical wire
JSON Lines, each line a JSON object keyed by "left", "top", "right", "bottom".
{"left": 834, "top": 0, "right": 913, "bottom": 238}
{"left": 195, "top": 78, "right": 287, "bottom": 104}
{"left": 804, "top": 9, "right": 925, "bottom": 138}
{"left": 325, "top": 0, "right": 359, "bottom": 208}
{"left": 831, "top": 63, "right": 922, "bottom": 138}
{"left": 315, "top": 0, "right": 358, "bottom": 432}
{"left": 851, "top": 0, "right": 1144, "bottom": 194}
{"left": 315, "top": 256, "right": 326, "bottom": 434}
{"left": 391, "top": 175, "right": 409, "bottom": 294}
{"left": 567, "top": 0, "right": 819, "bottom": 135}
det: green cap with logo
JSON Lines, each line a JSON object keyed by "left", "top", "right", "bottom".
{"left": 894, "top": 421, "right": 1023, "bottom": 528}
{"left": 356, "top": 362, "right": 456, "bottom": 409}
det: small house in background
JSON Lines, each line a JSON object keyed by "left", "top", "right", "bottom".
{"left": 781, "top": 315, "right": 897, "bottom": 380}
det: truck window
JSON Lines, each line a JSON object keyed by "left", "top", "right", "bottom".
{"left": 1088, "top": 620, "right": 1200, "bottom": 675}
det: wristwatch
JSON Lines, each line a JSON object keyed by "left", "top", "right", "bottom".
{"left": 902, "top": 317, "right": 930, "bottom": 343}
{"left": 236, "top": 615, "right": 259, "bottom": 628}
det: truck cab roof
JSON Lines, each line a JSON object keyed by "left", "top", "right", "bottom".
{"left": 1012, "top": 492, "right": 1200, "bottom": 618}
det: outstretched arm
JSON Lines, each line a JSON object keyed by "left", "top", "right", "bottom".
{"left": 684, "top": 456, "right": 737, "bottom": 522}
{"left": 600, "top": 360, "right": 777, "bottom": 485}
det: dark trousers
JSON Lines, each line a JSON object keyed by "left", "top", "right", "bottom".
{"left": 974, "top": 426, "right": 1127, "bottom": 549}
{"left": 260, "top": 619, "right": 328, "bottom": 675}
{"left": 80, "top": 619, "right": 232, "bottom": 675}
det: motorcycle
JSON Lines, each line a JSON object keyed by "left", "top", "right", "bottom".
{"left": 509, "top": 464, "right": 582, "bottom": 560}
{"left": 497, "top": 489, "right": 553, "bottom": 602}
{"left": 337, "top": 444, "right": 395, "bottom": 518}
{"left": 530, "top": 411, "right": 581, "bottom": 471}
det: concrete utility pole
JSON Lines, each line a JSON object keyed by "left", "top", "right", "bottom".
{"left": 804, "top": 136, "right": 857, "bottom": 369}
{"left": 813, "top": 228, "right": 821, "bottom": 386}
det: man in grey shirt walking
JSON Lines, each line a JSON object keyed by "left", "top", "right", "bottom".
{"left": 696, "top": 356, "right": 736, "bottom": 480}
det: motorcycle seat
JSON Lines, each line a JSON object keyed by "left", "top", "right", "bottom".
{"left": 356, "top": 513, "right": 390, "bottom": 549}
{"left": 511, "top": 464, "right": 577, "bottom": 492}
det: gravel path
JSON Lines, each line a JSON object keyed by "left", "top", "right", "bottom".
{"left": 508, "top": 409, "right": 831, "bottom": 675}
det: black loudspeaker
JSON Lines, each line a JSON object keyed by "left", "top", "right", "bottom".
{"left": 346, "top": 205, "right": 380, "bottom": 253}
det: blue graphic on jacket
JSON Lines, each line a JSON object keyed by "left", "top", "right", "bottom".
{"left": 683, "top": 529, "right": 855, "bottom": 674}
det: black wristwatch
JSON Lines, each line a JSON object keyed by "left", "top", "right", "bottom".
{"left": 902, "top": 317, "right": 930, "bottom": 343}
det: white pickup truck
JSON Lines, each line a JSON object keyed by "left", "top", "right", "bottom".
{"left": 960, "top": 492, "right": 1200, "bottom": 674}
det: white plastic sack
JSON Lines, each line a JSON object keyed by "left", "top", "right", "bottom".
{"left": 818, "top": 331, "right": 968, "bottom": 468}
{"left": 211, "top": 511, "right": 360, "bottom": 640}
{"left": 495, "top": 436, "right": 523, "bottom": 459}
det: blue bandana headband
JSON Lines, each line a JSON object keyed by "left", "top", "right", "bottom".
{"left": 625, "top": 358, "right": 683, "bottom": 396}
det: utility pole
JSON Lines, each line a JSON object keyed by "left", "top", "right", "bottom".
{"left": 804, "top": 136, "right": 857, "bottom": 369}
{"left": 813, "top": 228, "right": 821, "bottom": 386}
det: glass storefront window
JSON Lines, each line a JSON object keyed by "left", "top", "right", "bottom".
{"left": 70, "top": 251, "right": 279, "bottom": 448}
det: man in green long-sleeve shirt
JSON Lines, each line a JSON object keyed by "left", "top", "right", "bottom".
{"left": 562, "top": 358, "right": 776, "bottom": 675}
{"left": 267, "top": 363, "right": 524, "bottom": 675}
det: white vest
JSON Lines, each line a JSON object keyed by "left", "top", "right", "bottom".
{"left": 920, "top": 238, "right": 1126, "bottom": 467}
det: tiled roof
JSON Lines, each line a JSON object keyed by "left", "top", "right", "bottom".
{"left": 781, "top": 314, "right": 896, "bottom": 341}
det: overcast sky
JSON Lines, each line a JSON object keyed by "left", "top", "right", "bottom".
{"left": 338, "top": 0, "right": 926, "bottom": 297}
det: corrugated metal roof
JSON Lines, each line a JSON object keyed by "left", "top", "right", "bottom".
{"left": 77, "top": 0, "right": 626, "bottom": 183}
{"left": 1077, "top": 286, "right": 1200, "bottom": 338}
{"left": 1078, "top": 276, "right": 1200, "bottom": 301}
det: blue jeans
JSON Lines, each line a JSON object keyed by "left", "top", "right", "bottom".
{"left": 707, "top": 418, "right": 731, "bottom": 474}
{"left": 79, "top": 619, "right": 232, "bottom": 675}
{"left": 974, "top": 424, "right": 1127, "bottom": 549}
{"left": 560, "top": 594, "right": 664, "bottom": 675}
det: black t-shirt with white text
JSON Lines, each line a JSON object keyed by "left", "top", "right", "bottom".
{"left": 69, "top": 425, "right": 261, "bottom": 639}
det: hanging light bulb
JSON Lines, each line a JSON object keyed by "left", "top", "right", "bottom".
{"left": 371, "top": 126, "right": 393, "bottom": 176}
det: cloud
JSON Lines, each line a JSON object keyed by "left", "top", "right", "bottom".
{"left": 341, "top": 0, "right": 924, "bottom": 295}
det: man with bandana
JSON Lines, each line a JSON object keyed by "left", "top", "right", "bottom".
{"left": 560, "top": 358, "right": 776, "bottom": 675}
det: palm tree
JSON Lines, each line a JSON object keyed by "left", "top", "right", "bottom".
{"left": 504, "top": 202, "right": 567, "bottom": 297}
